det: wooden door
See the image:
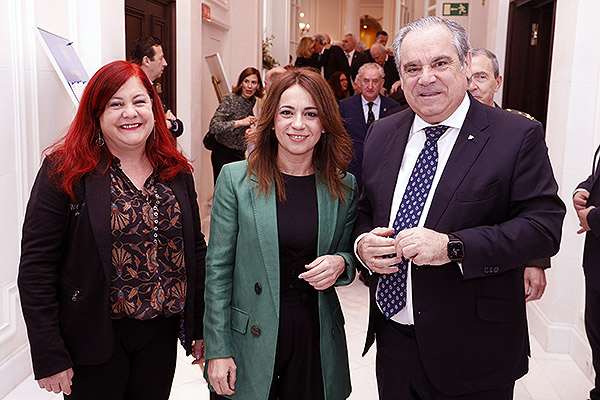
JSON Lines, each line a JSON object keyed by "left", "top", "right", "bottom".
{"left": 502, "top": 0, "right": 556, "bottom": 128}
{"left": 125, "top": 0, "right": 177, "bottom": 112}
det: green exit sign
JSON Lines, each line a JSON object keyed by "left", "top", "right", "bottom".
{"left": 443, "top": 3, "right": 469, "bottom": 16}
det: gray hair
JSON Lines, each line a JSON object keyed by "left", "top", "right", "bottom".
{"left": 357, "top": 62, "right": 385, "bottom": 80}
{"left": 344, "top": 33, "right": 357, "bottom": 45}
{"left": 313, "top": 33, "right": 329, "bottom": 45}
{"left": 356, "top": 41, "right": 367, "bottom": 52}
{"left": 471, "top": 48, "right": 500, "bottom": 79}
{"left": 392, "top": 16, "right": 471, "bottom": 74}
{"left": 370, "top": 43, "right": 385, "bottom": 58}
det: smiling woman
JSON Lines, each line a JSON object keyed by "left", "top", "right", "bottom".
{"left": 208, "top": 67, "right": 264, "bottom": 183}
{"left": 17, "top": 60, "right": 207, "bottom": 400}
{"left": 204, "top": 68, "right": 358, "bottom": 400}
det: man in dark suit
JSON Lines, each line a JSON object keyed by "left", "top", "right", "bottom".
{"left": 325, "top": 33, "right": 368, "bottom": 94}
{"left": 339, "top": 63, "right": 400, "bottom": 191}
{"left": 574, "top": 158, "right": 600, "bottom": 400}
{"left": 131, "top": 37, "right": 184, "bottom": 138}
{"left": 369, "top": 42, "right": 407, "bottom": 107}
{"left": 352, "top": 16, "right": 565, "bottom": 399}
{"left": 468, "top": 47, "right": 550, "bottom": 303}
{"left": 365, "top": 30, "right": 390, "bottom": 62}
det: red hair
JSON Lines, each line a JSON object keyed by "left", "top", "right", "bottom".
{"left": 44, "top": 60, "right": 192, "bottom": 201}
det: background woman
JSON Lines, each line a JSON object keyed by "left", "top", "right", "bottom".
{"left": 204, "top": 68, "right": 357, "bottom": 400}
{"left": 209, "top": 67, "right": 264, "bottom": 183}
{"left": 328, "top": 71, "right": 350, "bottom": 103}
{"left": 18, "top": 60, "right": 206, "bottom": 399}
{"left": 294, "top": 36, "right": 319, "bottom": 70}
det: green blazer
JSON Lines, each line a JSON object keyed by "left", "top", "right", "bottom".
{"left": 204, "top": 161, "right": 358, "bottom": 400}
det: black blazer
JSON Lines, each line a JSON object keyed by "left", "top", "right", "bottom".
{"left": 339, "top": 94, "right": 400, "bottom": 190}
{"left": 578, "top": 159, "right": 600, "bottom": 289}
{"left": 18, "top": 158, "right": 206, "bottom": 379}
{"left": 352, "top": 94, "right": 565, "bottom": 395}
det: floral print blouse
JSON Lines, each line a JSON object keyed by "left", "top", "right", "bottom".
{"left": 108, "top": 159, "right": 186, "bottom": 320}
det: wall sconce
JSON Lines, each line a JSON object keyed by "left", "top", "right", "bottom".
{"left": 299, "top": 22, "right": 311, "bottom": 35}
{"left": 299, "top": 11, "right": 310, "bottom": 35}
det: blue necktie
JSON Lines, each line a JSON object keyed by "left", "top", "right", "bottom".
{"left": 376, "top": 125, "right": 449, "bottom": 319}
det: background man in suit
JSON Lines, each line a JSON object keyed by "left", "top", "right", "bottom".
{"left": 468, "top": 47, "right": 549, "bottom": 302}
{"left": 325, "top": 33, "right": 368, "bottom": 94}
{"left": 312, "top": 33, "right": 330, "bottom": 74}
{"left": 574, "top": 161, "right": 600, "bottom": 400}
{"left": 365, "top": 31, "right": 390, "bottom": 62}
{"left": 353, "top": 16, "right": 565, "bottom": 399}
{"left": 131, "top": 37, "right": 184, "bottom": 138}
{"left": 369, "top": 42, "right": 406, "bottom": 106}
{"left": 339, "top": 63, "right": 399, "bottom": 191}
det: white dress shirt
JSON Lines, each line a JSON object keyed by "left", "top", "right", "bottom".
{"left": 345, "top": 50, "right": 355, "bottom": 66}
{"left": 361, "top": 95, "right": 381, "bottom": 123}
{"left": 355, "top": 93, "right": 471, "bottom": 325}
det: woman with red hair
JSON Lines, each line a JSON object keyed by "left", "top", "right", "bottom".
{"left": 18, "top": 60, "right": 207, "bottom": 399}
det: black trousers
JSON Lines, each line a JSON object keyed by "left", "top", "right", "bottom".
{"left": 374, "top": 311, "right": 515, "bottom": 400}
{"left": 586, "top": 284, "right": 600, "bottom": 400}
{"left": 65, "top": 316, "right": 179, "bottom": 400}
{"left": 211, "top": 141, "right": 245, "bottom": 184}
{"left": 210, "top": 290, "right": 324, "bottom": 400}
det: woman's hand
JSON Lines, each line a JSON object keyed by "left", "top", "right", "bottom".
{"left": 234, "top": 115, "right": 258, "bottom": 128}
{"left": 37, "top": 368, "right": 73, "bottom": 395}
{"left": 191, "top": 339, "right": 205, "bottom": 365}
{"left": 299, "top": 255, "right": 346, "bottom": 290}
{"left": 208, "top": 357, "right": 237, "bottom": 395}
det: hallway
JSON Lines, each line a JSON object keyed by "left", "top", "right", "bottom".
{"left": 6, "top": 280, "right": 593, "bottom": 400}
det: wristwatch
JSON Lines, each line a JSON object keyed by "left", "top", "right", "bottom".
{"left": 447, "top": 233, "right": 464, "bottom": 262}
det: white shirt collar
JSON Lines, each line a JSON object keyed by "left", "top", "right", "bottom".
{"left": 361, "top": 95, "right": 381, "bottom": 107}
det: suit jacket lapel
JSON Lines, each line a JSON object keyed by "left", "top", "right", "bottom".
{"left": 378, "top": 112, "right": 413, "bottom": 226}
{"left": 316, "top": 178, "right": 337, "bottom": 255}
{"left": 379, "top": 97, "right": 390, "bottom": 118}
{"left": 85, "top": 167, "right": 112, "bottom": 282}
{"left": 249, "top": 178, "right": 280, "bottom": 316}
{"left": 354, "top": 96, "right": 367, "bottom": 128}
{"left": 424, "top": 100, "right": 490, "bottom": 229}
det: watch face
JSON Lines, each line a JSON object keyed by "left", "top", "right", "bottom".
{"left": 448, "top": 241, "right": 464, "bottom": 259}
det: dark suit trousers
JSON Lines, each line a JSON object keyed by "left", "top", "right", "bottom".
{"left": 211, "top": 141, "right": 245, "bottom": 184}
{"left": 65, "top": 316, "right": 179, "bottom": 400}
{"left": 586, "top": 284, "right": 600, "bottom": 400}
{"left": 374, "top": 310, "right": 515, "bottom": 400}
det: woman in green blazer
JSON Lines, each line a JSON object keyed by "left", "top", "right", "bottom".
{"left": 204, "top": 68, "right": 358, "bottom": 400}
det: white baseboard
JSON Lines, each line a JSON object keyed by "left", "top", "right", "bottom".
{"left": 0, "top": 345, "right": 33, "bottom": 399}
{"left": 527, "top": 302, "right": 595, "bottom": 382}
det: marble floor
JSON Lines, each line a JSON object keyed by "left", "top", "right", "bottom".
{"left": 6, "top": 280, "right": 594, "bottom": 400}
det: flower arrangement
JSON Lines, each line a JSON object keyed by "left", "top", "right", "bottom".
{"left": 262, "top": 35, "right": 280, "bottom": 70}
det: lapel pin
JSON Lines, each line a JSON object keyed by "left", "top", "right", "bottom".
{"left": 468, "top": 135, "right": 475, "bottom": 140}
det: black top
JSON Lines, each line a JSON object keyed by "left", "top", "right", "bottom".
{"left": 294, "top": 56, "right": 320, "bottom": 71}
{"left": 276, "top": 174, "right": 318, "bottom": 294}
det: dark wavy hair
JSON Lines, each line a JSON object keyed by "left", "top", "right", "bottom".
{"left": 247, "top": 68, "right": 353, "bottom": 203}
{"left": 44, "top": 60, "right": 192, "bottom": 201}
{"left": 327, "top": 71, "right": 350, "bottom": 102}
{"left": 232, "top": 67, "right": 264, "bottom": 99}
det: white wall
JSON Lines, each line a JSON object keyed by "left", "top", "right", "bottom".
{"left": 1, "top": 0, "right": 264, "bottom": 396}
{"left": 534, "top": 0, "right": 600, "bottom": 380}
{"left": 0, "top": 0, "right": 124, "bottom": 397}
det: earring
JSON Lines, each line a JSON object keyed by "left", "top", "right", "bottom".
{"left": 152, "top": 125, "right": 156, "bottom": 141}
{"left": 96, "top": 132, "right": 105, "bottom": 146}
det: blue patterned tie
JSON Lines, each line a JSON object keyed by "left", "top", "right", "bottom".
{"left": 376, "top": 125, "right": 449, "bottom": 319}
